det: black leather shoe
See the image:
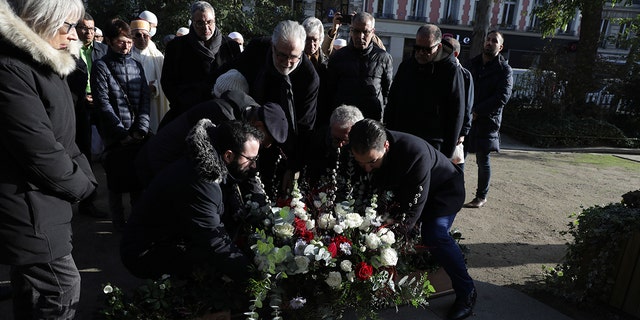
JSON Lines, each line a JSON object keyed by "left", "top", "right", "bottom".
{"left": 447, "top": 288, "right": 477, "bottom": 320}
{"left": 79, "top": 202, "right": 108, "bottom": 218}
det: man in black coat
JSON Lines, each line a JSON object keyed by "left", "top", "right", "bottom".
{"left": 218, "top": 20, "right": 319, "bottom": 198}
{"left": 349, "top": 119, "right": 476, "bottom": 320}
{"left": 160, "top": 1, "right": 241, "bottom": 127}
{"left": 326, "top": 12, "right": 393, "bottom": 121}
{"left": 463, "top": 30, "right": 513, "bottom": 208}
{"left": 385, "top": 24, "right": 466, "bottom": 159}
{"left": 121, "top": 121, "right": 262, "bottom": 289}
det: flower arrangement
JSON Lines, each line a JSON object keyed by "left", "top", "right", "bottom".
{"left": 244, "top": 179, "right": 435, "bottom": 320}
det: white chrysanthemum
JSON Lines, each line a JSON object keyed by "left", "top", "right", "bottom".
{"left": 318, "top": 213, "right": 336, "bottom": 229}
{"left": 340, "top": 260, "right": 353, "bottom": 272}
{"left": 273, "top": 223, "right": 295, "bottom": 238}
{"left": 344, "top": 213, "right": 364, "bottom": 229}
{"left": 325, "top": 271, "right": 342, "bottom": 288}
{"left": 380, "top": 247, "right": 398, "bottom": 266}
{"left": 294, "top": 256, "right": 310, "bottom": 273}
{"left": 290, "top": 296, "right": 307, "bottom": 309}
{"left": 365, "top": 233, "right": 382, "bottom": 250}
{"left": 377, "top": 228, "right": 396, "bottom": 245}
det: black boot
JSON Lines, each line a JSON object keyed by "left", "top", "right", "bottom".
{"left": 447, "top": 288, "right": 477, "bottom": 320}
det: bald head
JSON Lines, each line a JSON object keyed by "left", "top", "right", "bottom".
{"left": 443, "top": 36, "right": 461, "bottom": 57}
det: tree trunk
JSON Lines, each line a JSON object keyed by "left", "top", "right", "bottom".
{"left": 470, "top": 0, "right": 493, "bottom": 58}
{"left": 566, "top": 2, "right": 603, "bottom": 112}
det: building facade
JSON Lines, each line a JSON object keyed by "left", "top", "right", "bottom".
{"left": 300, "top": 0, "right": 640, "bottom": 70}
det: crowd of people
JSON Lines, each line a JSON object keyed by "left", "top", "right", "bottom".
{"left": 0, "top": 0, "right": 513, "bottom": 319}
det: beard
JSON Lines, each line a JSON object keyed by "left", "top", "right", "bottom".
{"left": 227, "top": 160, "right": 253, "bottom": 181}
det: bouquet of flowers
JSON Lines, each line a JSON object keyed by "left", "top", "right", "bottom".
{"left": 244, "top": 179, "right": 435, "bottom": 320}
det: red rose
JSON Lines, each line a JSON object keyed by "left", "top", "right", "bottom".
{"left": 356, "top": 262, "right": 373, "bottom": 280}
{"left": 301, "top": 230, "right": 314, "bottom": 242}
{"left": 332, "top": 235, "right": 352, "bottom": 246}
{"left": 294, "top": 217, "right": 307, "bottom": 233}
{"left": 327, "top": 242, "right": 338, "bottom": 258}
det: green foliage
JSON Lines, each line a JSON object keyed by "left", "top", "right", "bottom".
{"left": 543, "top": 191, "right": 640, "bottom": 303}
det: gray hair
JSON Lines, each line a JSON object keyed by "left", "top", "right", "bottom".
{"left": 8, "top": 0, "right": 84, "bottom": 40}
{"left": 271, "top": 20, "right": 306, "bottom": 48}
{"left": 190, "top": 1, "right": 215, "bottom": 19}
{"left": 353, "top": 12, "right": 375, "bottom": 28}
{"left": 349, "top": 119, "right": 387, "bottom": 154}
{"left": 330, "top": 105, "right": 364, "bottom": 129}
{"left": 302, "top": 17, "right": 324, "bottom": 42}
{"left": 417, "top": 24, "right": 442, "bottom": 43}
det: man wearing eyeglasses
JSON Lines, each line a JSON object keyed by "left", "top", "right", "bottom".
{"left": 121, "top": 121, "right": 262, "bottom": 309}
{"left": 349, "top": 119, "right": 477, "bottom": 320}
{"left": 326, "top": 12, "right": 393, "bottom": 122}
{"left": 385, "top": 24, "right": 466, "bottom": 162}
{"left": 131, "top": 19, "right": 169, "bottom": 133}
{"left": 160, "top": 1, "right": 241, "bottom": 127}
{"left": 67, "top": 12, "right": 108, "bottom": 218}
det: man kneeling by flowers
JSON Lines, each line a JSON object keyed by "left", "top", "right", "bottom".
{"left": 348, "top": 119, "right": 477, "bottom": 320}
{"left": 120, "top": 120, "right": 263, "bottom": 312}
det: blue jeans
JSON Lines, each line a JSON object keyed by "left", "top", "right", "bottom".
{"left": 474, "top": 150, "right": 491, "bottom": 199}
{"left": 10, "top": 253, "right": 81, "bottom": 319}
{"left": 422, "top": 214, "right": 475, "bottom": 298}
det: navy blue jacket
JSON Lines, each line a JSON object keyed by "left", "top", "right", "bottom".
{"left": 465, "top": 54, "right": 513, "bottom": 153}
{"left": 368, "top": 131, "right": 465, "bottom": 231}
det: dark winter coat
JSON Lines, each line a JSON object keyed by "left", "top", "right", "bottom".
{"left": 0, "top": 3, "right": 97, "bottom": 265}
{"left": 121, "top": 119, "right": 248, "bottom": 280}
{"left": 161, "top": 27, "right": 241, "bottom": 120}
{"left": 326, "top": 41, "right": 393, "bottom": 121}
{"left": 385, "top": 42, "right": 466, "bottom": 158}
{"left": 92, "top": 48, "right": 151, "bottom": 147}
{"left": 368, "top": 131, "right": 465, "bottom": 231}
{"left": 465, "top": 53, "right": 513, "bottom": 153}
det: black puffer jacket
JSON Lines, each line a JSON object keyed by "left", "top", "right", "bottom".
{"left": 0, "top": 0, "right": 96, "bottom": 265}
{"left": 326, "top": 42, "right": 393, "bottom": 121}
{"left": 92, "top": 48, "right": 150, "bottom": 147}
{"left": 465, "top": 53, "right": 513, "bottom": 153}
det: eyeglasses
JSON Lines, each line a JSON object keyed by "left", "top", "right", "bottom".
{"left": 76, "top": 26, "right": 95, "bottom": 32}
{"left": 194, "top": 19, "right": 215, "bottom": 28}
{"left": 134, "top": 32, "right": 150, "bottom": 39}
{"left": 273, "top": 47, "right": 302, "bottom": 63}
{"left": 238, "top": 153, "right": 259, "bottom": 164}
{"left": 350, "top": 27, "right": 373, "bottom": 36}
{"left": 115, "top": 39, "right": 133, "bottom": 46}
{"left": 414, "top": 42, "right": 440, "bottom": 53}
{"left": 63, "top": 22, "right": 78, "bottom": 34}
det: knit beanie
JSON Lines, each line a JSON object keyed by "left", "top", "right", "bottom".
{"left": 212, "top": 69, "right": 249, "bottom": 98}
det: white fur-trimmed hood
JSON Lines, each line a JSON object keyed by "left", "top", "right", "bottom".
{"left": 0, "top": 0, "right": 79, "bottom": 75}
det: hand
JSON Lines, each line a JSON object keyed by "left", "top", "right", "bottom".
{"left": 457, "top": 136, "right": 465, "bottom": 145}
{"left": 120, "top": 135, "right": 134, "bottom": 146}
{"left": 85, "top": 94, "right": 93, "bottom": 105}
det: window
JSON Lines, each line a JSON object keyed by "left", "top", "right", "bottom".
{"left": 528, "top": 0, "right": 544, "bottom": 32}
{"left": 443, "top": 0, "right": 460, "bottom": 23}
{"left": 411, "top": 0, "right": 427, "bottom": 18}
{"left": 500, "top": 0, "right": 517, "bottom": 27}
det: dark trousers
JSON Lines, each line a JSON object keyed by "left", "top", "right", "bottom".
{"left": 10, "top": 254, "right": 81, "bottom": 320}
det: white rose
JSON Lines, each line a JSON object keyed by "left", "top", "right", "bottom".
{"left": 294, "top": 256, "right": 310, "bottom": 273}
{"left": 333, "top": 224, "right": 344, "bottom": 234}
{"left": 273, "top": 223, "right": 295, "bottom": 238}
{"left": 344, "top": 213, "right": 364, "bottom": 229}
{"left": 380, "top": 247, "right": 398, "bottom": 266}
{"left": 325, "top": 271, "right": 342, "bottom": 288}
{"left": 365, "top": 233, "right": 381, "bottom": 250}
{"left": 340, "top": 260, "right": 353, "bottom": 272}
{"left": 318, "top": 214, "right": 336, "bottom": 229}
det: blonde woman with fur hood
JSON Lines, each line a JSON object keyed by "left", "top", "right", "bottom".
{"left": 0, "top": 0, "right": 97, "bottom": 318}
